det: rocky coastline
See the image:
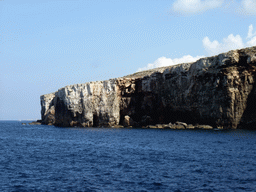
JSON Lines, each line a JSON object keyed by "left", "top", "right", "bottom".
{"left": 40, "top": 46, "right": 256, "bottom": 129}
{"left": 27, "top": 119, "right": 218, "bottom": 130}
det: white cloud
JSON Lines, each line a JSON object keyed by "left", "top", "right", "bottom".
{"left": 203, "top": 25, "right": 256, "bottom": 56}
{"left": 241, "top": 0, "right": 256, "bottom": 15}
{"left": 137, "top": 55, "right": 204, "bottom": 71}
{"left": 247, "top": 36, "right": 256, "bottom": 47}
{"left": 171, "top": 0, "right": 256, "bottom": 16}
{"left": 172, "top": 0, "right": 223, "bottom": 15}
{"left": 203, "top": 34, "right": 244, "bottom": 55}
{"left": 138, "top": 24, "right": 256, "bottom": 72}
{"left": 246, "top": 24, "right": 256, "bottom": 46}
{"left": 247, "top": 24, "right": 256, "bottom": 39}
{"left": 202, "top": 37, "right": 220, "bottom": 55}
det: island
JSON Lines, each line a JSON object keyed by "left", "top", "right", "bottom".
{"left": 40, "top": 46, "right": 256, "bottom": 129}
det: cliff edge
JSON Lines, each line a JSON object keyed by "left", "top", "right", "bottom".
{"left": 41, "top": 46, "right": 256, "bottom": 129}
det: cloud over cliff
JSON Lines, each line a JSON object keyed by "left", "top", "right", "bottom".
{"left": 203, "top": 24, "right": 256, "bottom": 56}
{"left": 138, "top": 24, "right": 256, "bottom": 71}
{"left": 137, "top": 55, "right": 204, "bottom": 72}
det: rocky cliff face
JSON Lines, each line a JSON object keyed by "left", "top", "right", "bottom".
{"left": 41, "top": 46, "right": 256, "bottom": 129}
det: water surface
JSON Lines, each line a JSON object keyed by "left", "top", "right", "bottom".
{"left": 0, "top": 121, "right": 256, "bottom": 191}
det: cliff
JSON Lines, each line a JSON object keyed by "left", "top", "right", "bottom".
{"left": 40, "top": 46, "right": 256, "bottom": 129}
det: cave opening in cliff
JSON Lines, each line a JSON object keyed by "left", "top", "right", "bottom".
{"left": 93, "top": 113, "right": 99, "bottom": 127}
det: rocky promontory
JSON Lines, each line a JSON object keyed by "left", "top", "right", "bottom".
{"left": 41, "top": 46, "right": 256, "bottom": 129}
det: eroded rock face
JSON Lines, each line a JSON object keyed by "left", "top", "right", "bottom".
{"left": 41, "top": 46, "right": 256, "bottom": 129}
{"left": 41, "top": 80, "right": 120, "bottom": 127}
{"left": 41, "top": 92, "right": 56, "bottom": 125}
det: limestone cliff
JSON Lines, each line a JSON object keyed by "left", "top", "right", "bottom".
{"left": 41, "top": 46, "right": 256, "bottom": 129}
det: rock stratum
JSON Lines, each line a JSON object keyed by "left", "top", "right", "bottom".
{"left": 41, "top": 46, "right": 256, "bottom": 129}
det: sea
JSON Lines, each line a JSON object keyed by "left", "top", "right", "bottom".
{"left": 0, "top": 121, "right": 256, "bottom": 191}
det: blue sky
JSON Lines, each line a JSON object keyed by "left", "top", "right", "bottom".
{"left": 1, "top": 0, "right": 256, "bottom": 120}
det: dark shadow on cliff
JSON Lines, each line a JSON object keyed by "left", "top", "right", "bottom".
{"left": 93, "top": 113, "right": 99, "bottom": 127}
{"left": 238, "top": 79, "right": 256, "bottom": 130}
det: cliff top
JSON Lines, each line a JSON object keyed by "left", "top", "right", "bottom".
{"left": 124, "top": 46, "right": 256, "bottom": 79}
{"left": 123, "top": 62, "right": 194, "bottom": 78}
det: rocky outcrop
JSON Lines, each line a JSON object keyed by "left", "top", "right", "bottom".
{"left": 40, "top": 46, "right": 256, "bottom": 129}
{"left": 41, "top": 80, "right": 120, "bottom": 127}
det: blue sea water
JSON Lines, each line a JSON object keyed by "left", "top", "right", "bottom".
{"left": 0, "top": 121, "right": 256, "bottom": 191}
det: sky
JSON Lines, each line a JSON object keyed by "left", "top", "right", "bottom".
{"left": 1, "top": 0, "right": 256, "bottom": 120}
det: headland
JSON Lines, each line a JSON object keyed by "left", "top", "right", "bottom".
{"left": 40, "top": 46, "right": 256, "bottom": 129}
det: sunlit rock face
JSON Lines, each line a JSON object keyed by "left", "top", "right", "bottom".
{"left": 41, "top": 80, "right": 120, "bottom": 127}
{"left": 41, "top": 46, "right": 256, "bottom": 129}
{"left": 40, "top": 92, "right": 56, "bottom": 125}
